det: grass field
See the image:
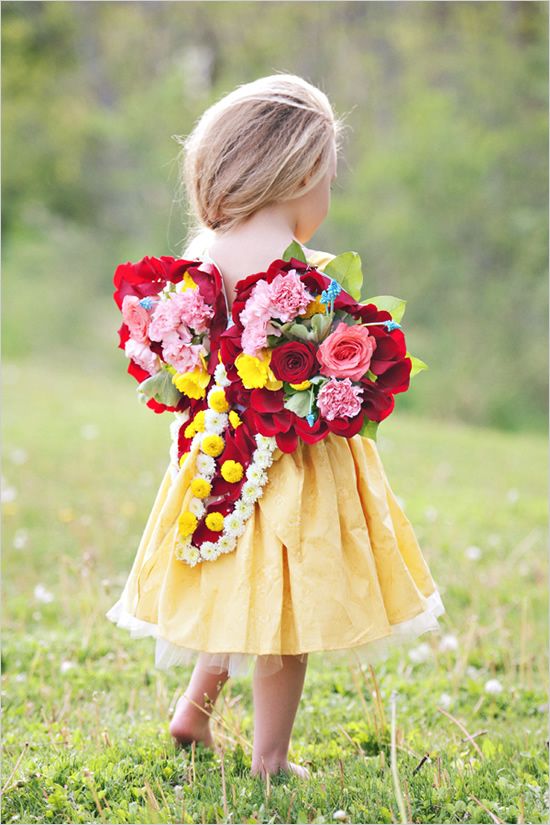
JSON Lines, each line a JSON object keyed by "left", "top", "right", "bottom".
{"left": 2, "top": 358, "right": 548, "bottom": 824}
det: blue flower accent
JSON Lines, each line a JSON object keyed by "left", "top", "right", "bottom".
{"left": 306, "top": 413, "right": 316, "bottom": 427}
{"left": 139, "top": 297, "right": 154, "bottom": 310}
{"left": 320, "top": 278, "right": 342, "bottom": 314}
{"left": 384, "top": 320, "right": 402, "bottom": 331}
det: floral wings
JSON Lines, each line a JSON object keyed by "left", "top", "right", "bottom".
{"left": 113, "top": 254, "right": 228, "bottom": 415}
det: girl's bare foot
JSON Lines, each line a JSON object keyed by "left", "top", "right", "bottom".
{"left": 169, "top": 695, "right": 214, "bottom": 749}
{"left": 250, "top": 758, "right": 310, "bottom": 780}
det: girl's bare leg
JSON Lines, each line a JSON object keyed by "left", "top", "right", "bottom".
{"left": 250, "top": 654, "right": 309, "bottom": 779}
{"left": 169, "top": 657, "right": 229, "bottom": 748}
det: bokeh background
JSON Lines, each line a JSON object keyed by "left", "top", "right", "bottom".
{"left": 2, "top": 3, "right": 548, "bottom": 824}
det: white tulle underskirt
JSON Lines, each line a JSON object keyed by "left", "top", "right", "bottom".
{"left": 105, "top": 589, "right": 446, "bottom": 678}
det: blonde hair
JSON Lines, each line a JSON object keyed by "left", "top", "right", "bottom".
{"left": 173, "top": 73, "right": 348, "bottom": 257}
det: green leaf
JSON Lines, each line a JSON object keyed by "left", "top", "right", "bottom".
{"left": 283, "top": 390, "right": 311, "bottom": 417}
{"left": 285, "top": 322, "right": 311, "bottom": 341}
{"left": 310, "top": 311, "right": 333, "bottom": 342}
{"left": 359, "top": 417, "right": 379, "bottom": 441}
{"left": 282, "top": 240, "right": 308, "bottom": 263}
{"left": 406, "top": 351, "right": 429, "bottom": 377}
{"left": 137, "top": 370, "right": 182, "bottom": 407}
{"left": 361, "top": 295, "right": 407, "bottom": 323}
{"left": 323, "top": 251, "right": 363, "bottom": 300}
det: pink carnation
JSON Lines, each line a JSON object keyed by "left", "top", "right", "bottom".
{"left": 268, "top": 270, "right": 314, "bottom": 322}
{"left": 316, "top": 377, "right": 363, "bottom": 421}
{"left": 162, "top": 333, "right": 204, "bottom": 373}
{"left": 148, "top": 300, "right": 180, "bottom": 342}
{"left": 170, "top": 289, "right": 214, "bottom": 334}
{"left": 124, "top": 338, "right": 161, "bottom": 375}
{"left": 240, "top": 280, "right": 281, "bottom": 356}
{"left": 122, "top": 295, "right": 151, "bottom": 344}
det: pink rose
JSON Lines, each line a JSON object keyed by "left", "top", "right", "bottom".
{"left": 268, "top": 270, "right": 313, "bottom": 322}
{"left": 317, "top": 321, "right": 377, "bottom": 381}
{"left": 124, "top": 338, "right": 160, "bottom": 375}
{"left": 317, "top": 377, "right": 363, "bottom": 421}
{"left": 122, "top": 295, "right": 151, "bottom": 343}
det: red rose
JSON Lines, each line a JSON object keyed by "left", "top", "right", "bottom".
{"left": 270, "top": 341, "right": 317, "bottom": 383}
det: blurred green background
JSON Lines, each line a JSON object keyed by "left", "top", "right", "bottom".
{"left": 2, "top": 0, "right": 548, "bottom": 432}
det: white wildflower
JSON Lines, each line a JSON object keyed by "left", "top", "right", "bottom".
{"left": 424, "top": 505, "right": 438, "bottom": 522}
{"left": 9, "top": 448, "right": 28, "bottom": 465}
{"left": 13, "top": 528, "right": 29, "bottom": 549}
{"left": 506, "top": 488, "right": 519, "bottom": 504}
{"left": 60, "top": 660, "right": 76, "bottom": 673}
{"left": 81, "top": 423, "right": 99, "bottom": 440}
{"left": 484, "top": 678, "right": 503, "bottom": 694}
{"left": 465, "top": 545, "right": 482, "bottom": 561}
{"left": 408, "top": 642, "right": 432, "bottom": 663}
{"left": 439, "top": 634, "right": 459, "bottom": 652}
{"left": 34, "top": 584, "right": 54, "bottom": 603}
{"left": 439, "top": 692, "right": 453, "bottom": 709}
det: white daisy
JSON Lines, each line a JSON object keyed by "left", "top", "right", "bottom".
{"left": 218, "top": 534, "right": 237, "bottom": 554}
{"left": 195, "top": 454, "right": 216, "bottom": 475}
{"left": 224, "top": 512, "right": 246, "bottom": 537}
{"left": 204, "top": 409, "right": 228, "bottom": 434}
{"left": 253, "top": 449, "right": 273, "bottom": 469}
{"left": 188, "top": 497, "right": 206, "bottom": 518}
{"left": 234, "top": 500, "right": 254, "bottom": 520}
{"left": 255, "top": 434, "right": 275, "bottom": 449}
{"left": 200, "top": 541, "right": 220, "bottom": 561}
{"left": 241, "top": 480, "right": 262, "bottom": 505}
{"left": 245, "top": 464, "right": 268, "bottom": 485}
{"left": 213, "top": 362, "right": 230, "bottom": 387}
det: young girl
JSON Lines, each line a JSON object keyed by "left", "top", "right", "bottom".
{"left": 106, "top": 73, "right": 445, "bottom": 780}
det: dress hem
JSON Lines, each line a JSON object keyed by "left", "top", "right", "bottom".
{"left": 105, "top": 588, "right": 446, "bottom": 677}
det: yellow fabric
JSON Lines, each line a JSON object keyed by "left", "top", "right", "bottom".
{"left": 114, "top": 248, "right": 440, "bottom": 657}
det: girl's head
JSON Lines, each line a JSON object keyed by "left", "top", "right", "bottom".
{"left": 176, "top": 73, "right": 348, "bottom": 253}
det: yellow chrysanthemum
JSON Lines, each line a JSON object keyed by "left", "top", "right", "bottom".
{"left": 190, "top": 478, "right": 212, "bottom": 498}
{"left": 205, "top": 511, "right": 224, "bottom": 532}
{"left": 193, "top": 410, "right": 206, "bottom": 432}
{"left": 300, "top": 294, "right": 326, "bottom": 318}
{"left": 229, "top": 410, "right": 242, "bottom": 429}
{"left": 201, "top": 433, "right": 224, "bottom": 457}
{"left": 184, "top": 421, "right": 196, "bottom": 438}
{"left": 179, "top": 452, "right": 190, "bottom": 468}
{"left": 178, "top": 511, "right": 198, "bottom": 536}
{"left": 172, "top": 366, "right": 211, "bottom": 400}
{"left": 289, "top": 379, "right": 312, "bottom": 391}
{"left": 221, "top": 460, "right": 244, "bottom": 483}
{"left": 208, "top": 389, "right": 229, "bottom": 412}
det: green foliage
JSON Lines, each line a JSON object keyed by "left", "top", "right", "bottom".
{"left": 323, "top": 251, "right": 364, "bottom": 300}
{"left": 362, "top": 295, "right": 407, "bottom": 323}
{"left": 282, "top": 240, "right": 308, "bottom": 263}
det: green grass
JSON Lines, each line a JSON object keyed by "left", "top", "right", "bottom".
{"left": 2, "top": 357, "right": 548, "bottom": 824}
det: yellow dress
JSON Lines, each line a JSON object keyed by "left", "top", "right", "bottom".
{"left": 106, "top": 249, "right": 446, "bottom": 677}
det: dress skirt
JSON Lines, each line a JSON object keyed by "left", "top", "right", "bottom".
{"left": 106, "top": 425, "right": 446, "bottom": 677}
